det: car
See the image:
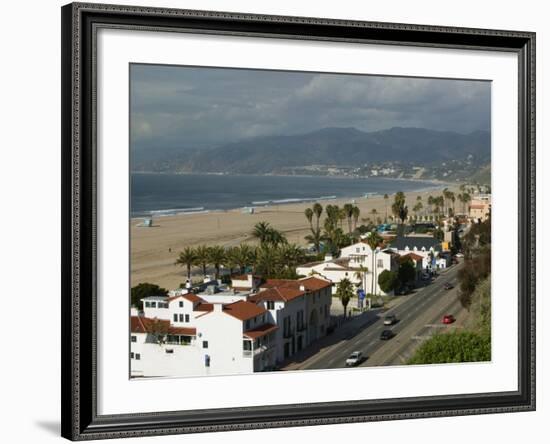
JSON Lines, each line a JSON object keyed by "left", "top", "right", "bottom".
{"left": 442, "top": 314, "right": 456, "bottom": 324}
{"left": 444, "top": 282, "right": 454, "bottom": 290}
{"left": 345, "top": 351, "right": 363, "bottom": 366}
{"left": 383, "top": 314, "right": 397, "bottom": 325}
{"left": 380, "top": 329, "right": 394, "bottom": 340}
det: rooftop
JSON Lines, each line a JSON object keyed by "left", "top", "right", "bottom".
{"left": 389, "top": 236, "right": 442, "bottom": 252}
{"left": 222, "top": 300, "right": 267, "bottom": 321}
{"left": 243, "top": 323, "right": 278, "bottom": 339}
{"left": 261, "top": 276, "right": 332, "bottom": 292}
{"left": 130, "top": 316, "right": 196, "bottom": 336}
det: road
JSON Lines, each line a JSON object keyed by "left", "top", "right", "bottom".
{"left": 286, "top": 262, "right": 466, "bottom": 370}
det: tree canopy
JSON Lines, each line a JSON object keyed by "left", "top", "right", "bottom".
{"left": 131, "top": 283, "right": 168, "bottom": 310}
{"left": 408, "top": 331, "right": 491, "bottom": 364}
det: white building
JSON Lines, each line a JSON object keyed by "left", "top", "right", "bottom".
{"left": 387, "top": 236, "right": 447, "bottom": 270}
{"left": 297, "top": 241, "right": 398, "bottom": 296}
{"left": 251, "top": 276, "right": 332, "bottom": 361}
{"left": 130, "top": 276, "right": 332, "bottom": 378}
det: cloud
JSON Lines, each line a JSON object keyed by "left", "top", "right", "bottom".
{"left": 130, "top": 64, "right": 490, "bottom": 151}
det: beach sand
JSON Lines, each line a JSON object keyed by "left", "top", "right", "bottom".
{"left": 131, "top": 185, "right": 458, "bottom": 289}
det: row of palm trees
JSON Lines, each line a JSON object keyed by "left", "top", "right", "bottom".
{"left": 303, "top": 203, "right": 362, "bottom": 254}
{"left": 175, "top": 222, "right": 308, "bottom": 282}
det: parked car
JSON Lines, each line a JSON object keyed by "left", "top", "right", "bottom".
{"left": 383, "top": 314, "right": 397, "bottom": 326}
{"left": 380, "top": 329, "right": 394, "bottom": 340}
{"left": 444, "top": 282, "right": 454, "bottom": 290}
{"left": 345, "top": 351, "right": 363, "bottom": 366}
{"left": 442, "top": 314, "right": 456, "bottom": 324}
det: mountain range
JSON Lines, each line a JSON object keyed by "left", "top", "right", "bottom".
{"left": 131, "top": 126, "right": 490, "bottom": 174}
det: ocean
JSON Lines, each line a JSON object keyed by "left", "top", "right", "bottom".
{"left": 131, "top": 173, "right": 439, "bottom": 217}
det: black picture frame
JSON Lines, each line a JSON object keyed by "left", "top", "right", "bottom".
{"left": 61, "top": 2, "right": 536, "bottom": 440}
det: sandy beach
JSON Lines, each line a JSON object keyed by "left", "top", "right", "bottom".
{"left": 131, "top": 183, "right": 459, "bottom": 290}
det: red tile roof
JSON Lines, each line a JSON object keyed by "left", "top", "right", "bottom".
{"left": 195, "top": 303, "right": 214, "bottom": 312}
{"left": 401, "top": 252, "right": 424, "bottom": 262}
{"left": 243, "top": 323, "right": 278, "bottom": 339}
{"left": 222, "top": 300, "right": 267, "bottom": 321}
{"left": 167, "top": 293, "right": 204, "bottom": 304}
{"left": 182, "top": 293, "right": 204, "bottom": 303}
{"left": 249, "top": 286, "right": 305, "bottom": 303}
{"left": 261, "top": 276, "right": 332, "bottom": 292}
{"left": 130, "top": 316, "right": 196, "bottom": 336}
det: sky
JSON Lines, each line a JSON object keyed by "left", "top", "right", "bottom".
{"left": 130, "top": 63, "right": 491, "bottom": 152}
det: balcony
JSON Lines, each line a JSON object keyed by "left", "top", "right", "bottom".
{"left": 243, "top": 344, "right": 272, "bottom": 358}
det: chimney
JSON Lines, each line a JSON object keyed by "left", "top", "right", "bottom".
{"left": 213, "top": 303, "right": 223, "bottom": 312}
{"left": 299, "top": 285, "right": 306, "bottom": 292}
{"left": 324, "top": 254, "right": 333, "bottom": 262}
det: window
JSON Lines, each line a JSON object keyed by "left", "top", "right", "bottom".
{"left": 283, "top": 316, "right": 291, "bottom": 337}
{"left": 130, "top": 352, "right": 134, "bottom": 359}
{"left": 267, "top": 301, "right": 275, "bottom": 310}
{"left": 173, "top": 314, "right": 177, "bottom": 322}
{"left": 377, "top": 259, "right": 384, "bottom": 268}
{"left": 243, "top": 340, "right": 252, "bottom": 351}
{"left": 150, "top": 302, "right": 157, "bottom": 308}
{"left": 202, "top": 341, "right": 208, "bottom": 349}
{"left": 179, "top": 314, "right": 184, "bottom": 322}
{"left": 179, "top": 301, "right": 183, "bottom": 307}
{"left": 145, "top": 302, "right": 151, "bottom": 308}
{"left": 131, "top": 335, "right": 136, "bottom": 342}
{"left": 245, "top": 320, "right": 250, "bottom": 329}
{"left": 356, "top": 248, "right": 360, "bottom": 253}
{"left": 185, "top": 314, "right": 190, "bottom": 323}
{"left": 165, "top": 349, "right": 174, "bottom": 354}
{"left": 135, "top": 353, "right": 141, "bottom": 360}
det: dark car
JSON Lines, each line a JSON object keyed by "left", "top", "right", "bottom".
{"left": 444, "top": 282, "right": 454, "bottom": 290}
{"left": 380, "top": 329, "right": 394, "bottom": 340}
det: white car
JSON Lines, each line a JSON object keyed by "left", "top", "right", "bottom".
{"left": 346, "top": 351, "right": 363, "bottom": 366}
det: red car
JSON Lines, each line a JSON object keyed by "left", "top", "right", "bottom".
{"left": 442, "top": 314, "right": 456, "bottom": 324}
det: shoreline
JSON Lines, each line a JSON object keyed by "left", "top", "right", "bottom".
{"left": 131, "top": 176, "right": 454, "bottom": 221}
{"left": 130, "top": 183, "right": 460, "bottom": 289}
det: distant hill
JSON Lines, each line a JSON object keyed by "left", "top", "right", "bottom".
{"left": 132, "top": 127, "right": 490, "bottom": 174}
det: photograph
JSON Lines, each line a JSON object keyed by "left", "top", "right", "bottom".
{"left": 129, "top": 64, "right": 492, "bottom": 378}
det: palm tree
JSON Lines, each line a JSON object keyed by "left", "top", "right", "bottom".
{"left": 279, "top": 243, "right": 305, "bottom": 269}
{"left": 352, "top": 206, "right": 360, "bottom": 232}
{"left": 207, "top": 245, "right": 226, "bottom": 280}
{"left": 353, "top": 265, "right": 369, "bottom": 293}
{"left": 252, "top": 221, "right": 286, "bottom": 246}
{"left": 413, "top": 201, "right": 423, "bottom": 218}
{"left": 254, "top": 244, "right": 280, "bottom": 278}
{"left": 366, "top": 231, "right": 383, "bottom": 295}
{"left": 338, "top": 207, "right": 347, "bottom": 230}
{"left": 427, "top": 195, "right": 434, "bottom": 215}
{"left": 252, "top": 221, "right": 272, "bottom": 244}
{"left": 383, "top": 193, "right": 389, "bottom": 222}
{"left": 175, "top": 246, "right": 197, "bottom": 281}
{"left": 195, "top": 245, "right": 210, "bottom": 277}
{"left": 450, "top": 193, "right": 456, "bottom": 216}
{"left": 336, "top": 278, "right": 355, "bottom": 318}
{"left": 312, "top": 203, "right": 323, "bottom": 231}
{"left": 305, "top": 227, "right": 322, "bottom": 253}
{"left": 304, "top": 208, "right": 314, "bottom": 229}
{"left": 343, "top": 203, "right": 354, "bottom": 234}
{"left": 230, "top": 244, "right": 255, "bottom": 274}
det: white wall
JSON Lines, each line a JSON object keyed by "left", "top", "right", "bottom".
{"left": 0, "top": 1, "right": 545, "bottom": 444}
